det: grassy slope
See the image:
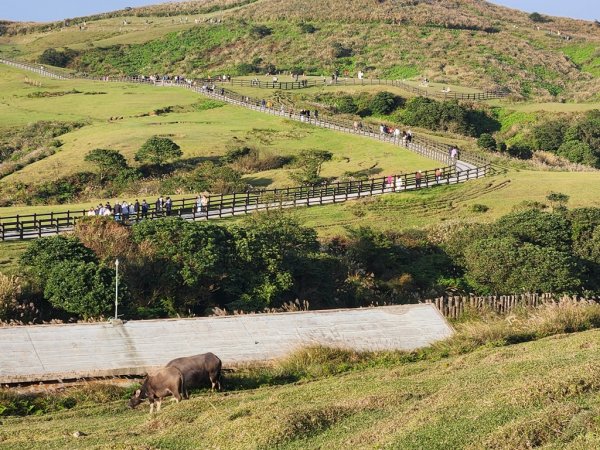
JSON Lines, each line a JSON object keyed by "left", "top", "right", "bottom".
{"left": 0, "top": 64, "right": 436, "bottom": 188}
{"left": 2, "top": 329, "right": 600, "bottom": 449}
{"left": 2, "top": 1, "right": 600, "bottom": 99}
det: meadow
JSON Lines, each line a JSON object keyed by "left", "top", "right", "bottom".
{"left": 2, "top": 302, "right": 600, "bottom": 449}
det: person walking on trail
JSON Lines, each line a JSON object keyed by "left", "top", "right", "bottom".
{"left": 165, "top": 197, "right": 173, "bottom": 216}
{"left": 201, "top": 194, "right": 208, "bottom": 215}
{"left": 415, "top": 170, "right": 423, "bottom": 188}
{"left": 196, "top": 195, "right": 202, "bottom": 213}
{"left": 134, "top": 199, "right": 140, "bottom": 218}
{"left": 261, "top": 99, "right": 266, "bottom": 109}
{"left": 386, "top": 175, "right": 393, "bottom": 190}
{"left": 395, "top": 176, "right": 403, "bottom": 190}
{"left": 141, "top": 199, "right": 149, "bottom": 219}
{"left": 155, "top": 196, "right": 164, "bottom": 215}
{"left": 435, "top": 168, "right": 442, "bottom": 183}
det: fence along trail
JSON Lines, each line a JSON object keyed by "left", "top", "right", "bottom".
{"left": 0, "top": 59, "right": 491, "bottom": 241}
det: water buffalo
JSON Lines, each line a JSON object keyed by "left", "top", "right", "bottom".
{"left": 166, "top": 352, "right": 222, "bottom": 394}
{"left": 128, "top": 366, "right": 185, "bottom": 413}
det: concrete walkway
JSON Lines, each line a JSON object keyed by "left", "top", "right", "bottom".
{"left": 0, "top": 304, "right": 452, "bottom": 383}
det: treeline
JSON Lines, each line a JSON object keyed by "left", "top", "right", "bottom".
{"left": 478, "top": 109, "right": 600, "bottom": 167}
{"left": 2, "top": 204, "right": 599, "bottom": 323}
{"left": 318, "top": 91, "right": 500, "bottom": 137}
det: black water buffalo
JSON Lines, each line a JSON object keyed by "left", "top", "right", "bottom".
{"left": 166, "top": 352, "right": 222, "bottom": 394}
{"left": 128, "top": 366, "right": 185, "bottom": 413}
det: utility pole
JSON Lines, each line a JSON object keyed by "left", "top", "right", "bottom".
{"left": 115, "top": 258, "right": 119, "bottom": 320}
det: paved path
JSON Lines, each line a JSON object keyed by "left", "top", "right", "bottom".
{"left": 0, "top": 304, "right": 452, "bottom": 383}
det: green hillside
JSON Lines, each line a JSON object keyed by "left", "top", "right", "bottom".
{"left": 1, "top": 0, "right": 600, "bottom": 100}
{"left": 2, "top": 304, "right": 600, "bottom": 449}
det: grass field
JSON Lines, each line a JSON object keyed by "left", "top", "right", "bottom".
{"left": 0, "top": 64, "right": 437, "bottom": 189}
{"left": 2, "top": 318, "right": 600, "bottom": 448}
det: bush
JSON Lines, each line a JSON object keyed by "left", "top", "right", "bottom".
{"left": 298, "top": 22, "right": 317, "bottom": 34}
{"left": 20, "top": 236, "right": 97, "bottom": 285}
{"left": 44, "top": 261, "right": 125, "bottom": 318}
{"left": 290, "top": 149, "right": 333, "bottom": 185}
{"left": 532, "top": 120, "right": 568, "bottom": 152}
{"left": 331, "top": 42, "right": 353, "bottom": 58}
{"left": 463, "top": 237, "right": 581, "bottom": 294}
{"left": 335, "top": 96, "right": 358, "bottom": 114}
{"left": 507, "top": 142, "right": 533, "bottom": 159}
{"left": 368, "top": 91, "right": 402, "bottom": 115}
{"left": 250, "top": 25, "right": 272, "bottom": 38}
{"left": 38, "top": 48, "right": 78, "bottom": 67}
{"left": 529, "top": 12, "right": 549, "bottom": 23}
{"left": 556, "top": 140, "right": 599, "bottom": 167}
{"left": 84, "top": 148, "right": 129, "bottom": 183}
{"left": 477, "top": 133, "right": 496, "bottom": 150}
{"left": 0, "top": 272, "right": 20, "bottom": 320}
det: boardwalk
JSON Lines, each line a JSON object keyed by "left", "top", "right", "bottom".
{"left": 0, "top": 304, "right": 452, "bottom": 384}
{"left": 0, "top": 59, "right": 489, "bottom": 240}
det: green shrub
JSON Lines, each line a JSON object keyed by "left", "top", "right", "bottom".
{"left": 532, "top": 120, "right": 567, "bottom": 152}
{"left": 529, "top": 12, "right": 550, "bottom": 23}
{"left": 38, "top": 47, "right": 78, "bottom": 67}
{"left": 477, "top": 133, "right": 496, "bottom": 150}
{"left": 44, "top": 261, "right": 125, "bottom": 318}
{"left": 368, "top": 91, "right": 402, "bottom": 115}
{"left": 557, "top": 140, "right": 599, "bottom": 167}
{"left": 335, "top": 96, "right": 358, "bottom": 114}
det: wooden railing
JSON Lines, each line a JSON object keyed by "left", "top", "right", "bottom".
{"left": 0, "top": 58, "right": 508, "bottom": 100}
{"left": 0, "top": 58, "right": 492, "bottom": 240}
{"left": 200, "top": 76, "right": 509, "bottom": 100}
{"left": 0, "top": 164, "right": 491, "bottom": 240}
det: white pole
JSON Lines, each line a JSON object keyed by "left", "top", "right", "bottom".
{"left": 115, "top": 258, "right": 119, "bottom": 320}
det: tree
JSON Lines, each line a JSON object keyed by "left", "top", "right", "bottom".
{"left": 227, "top": 213, "right": 319, "bottom": 310}
{"left": 44, "top": 261, "right": 125, "bottom": 318}
{"left": 290, "top": 149, "right": 333, "bottom": 185}
{"left": 477, "top": 133, "right": 496, "bottom": 150}
{"left": 84, "top": 148, "right": 129, "bottom": 183}
{"left": 134, "top": 136, "right": 182, "bottom": 167}
{"left": 131, "top": 218, "right": 235, "bottom": 315}
{"left": 38, "top": 48, "right": 77, "bottom": 67}
{"left": 557, "top": 140, "right": 599, "bottom": 167}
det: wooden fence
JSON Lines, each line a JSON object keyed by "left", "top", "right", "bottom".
{"left": 0, "top": 164, "right": 491, "bottom": 240}
{"left": 200, "top": 76, "right": 509, "bottom": 100}
{"left": 0, "top": 58, "right": 508, "bottom": 100}
{"left": 0, "top": 58, "right": 491, "bottom": 240}
{"left": 424, "top": 293, "right": 599, "bottom": 319}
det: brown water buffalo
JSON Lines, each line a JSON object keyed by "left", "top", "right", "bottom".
{"left": 128, "top": 366, "right": 185, "bottom": 413}
{"left": 166, "top": 352, "right": 222, "bottom": 395}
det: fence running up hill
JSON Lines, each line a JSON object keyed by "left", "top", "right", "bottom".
{"left": 0, "top": 57, "right": 508, "bottom": 100}
{"left": 205, "top": 77, "right": 509, "bottom": 100}
{"left": 0, "top": 58, "right": 491, "bottom": 240}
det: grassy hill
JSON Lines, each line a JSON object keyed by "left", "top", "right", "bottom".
{"left": 2, "top": 304, "right": 600, "bottom": 449}
{"left": 1, "top": 0, "right": 600, "bottom": 100}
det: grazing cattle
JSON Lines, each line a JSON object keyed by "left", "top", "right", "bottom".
{"left": 128, "top": 366, "right": 185, "bottom": 413}
{"left": 166, "top": 352, "right": 222, "bottom": 395}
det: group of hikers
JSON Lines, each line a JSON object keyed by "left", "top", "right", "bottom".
{"left": 379, "top": 124, "right": 413, "bottom": 143}
{"left": 86, "top": 194, "right": 209, "bottom": 222}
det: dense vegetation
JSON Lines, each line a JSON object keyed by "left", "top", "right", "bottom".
{"left": 3, "top": 203, "right": 599, "bottom": 323}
